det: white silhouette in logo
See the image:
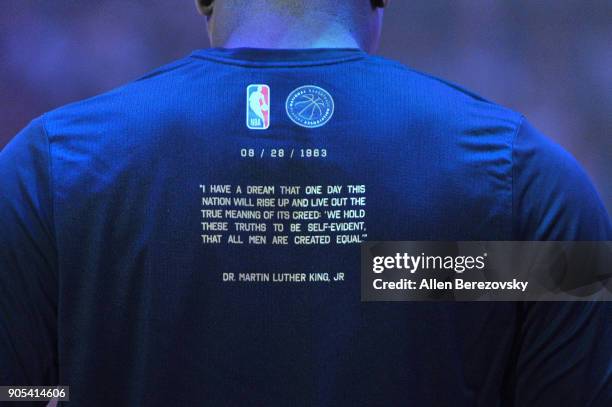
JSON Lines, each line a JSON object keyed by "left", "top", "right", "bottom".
{"left": 249, "top": 86, "right": 269, "bottom": 123}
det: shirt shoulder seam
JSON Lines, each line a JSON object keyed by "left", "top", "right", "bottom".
{"left": 135, "top": 58, "right": 197, "bottom": 82}
{"left": 511, "top": 115, "right": 526, "bottom": 240}
{"left": 39, "top": 114, "right": 59, "bottom": 258}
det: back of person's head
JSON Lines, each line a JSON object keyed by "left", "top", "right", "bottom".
{"left": 196, "top": 0, "right": 389, "bottom": 52}
{"left": 197, "top": 0, "right": 387, "bottom": 16}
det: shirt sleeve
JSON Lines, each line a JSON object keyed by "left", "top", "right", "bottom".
{"left": 512, "top": 118, "right": 612, "bottom": 241}
{"left": 0, "top": 117, "right": 58, "bottom": 388}
{"left": 505, "top": 118, "right": 612, "bottom": 406}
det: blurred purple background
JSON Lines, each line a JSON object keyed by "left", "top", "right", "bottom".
{"left": 1, "top": 0, "right": 610, "bottom": 214}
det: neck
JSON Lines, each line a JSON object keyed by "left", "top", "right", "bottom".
{"left": 210, "top": 9, "right": 373, "bottom": 51}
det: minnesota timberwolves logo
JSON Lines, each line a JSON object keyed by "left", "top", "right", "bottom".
{"left": 246, "top": 84, "right": 270, "bottom": 130}
{"left": 285, "top": 85, "right": 334, "bottom": 128}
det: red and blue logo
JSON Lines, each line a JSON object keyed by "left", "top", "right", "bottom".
{"left": 246, "top": 84, "right": 270, "bottom": 130}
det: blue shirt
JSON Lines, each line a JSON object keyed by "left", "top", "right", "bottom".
{"left": 1, "top": 48, "right": 611, "bottom": 406}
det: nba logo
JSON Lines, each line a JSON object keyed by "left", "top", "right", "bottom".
{"left": 246, "top": 84, "right": 270, "bottom": 130}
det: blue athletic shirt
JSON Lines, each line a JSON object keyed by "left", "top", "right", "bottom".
{"left": 1, "top": 48, "right": 611, "bottom": 406}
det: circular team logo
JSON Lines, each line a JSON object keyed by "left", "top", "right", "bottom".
{"left": 285, "top": 85, "right": 335, "bottom": 128}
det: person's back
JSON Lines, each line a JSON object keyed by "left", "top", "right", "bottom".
{"left": 1, "top": 1, "right": 611, "bottom": 406}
